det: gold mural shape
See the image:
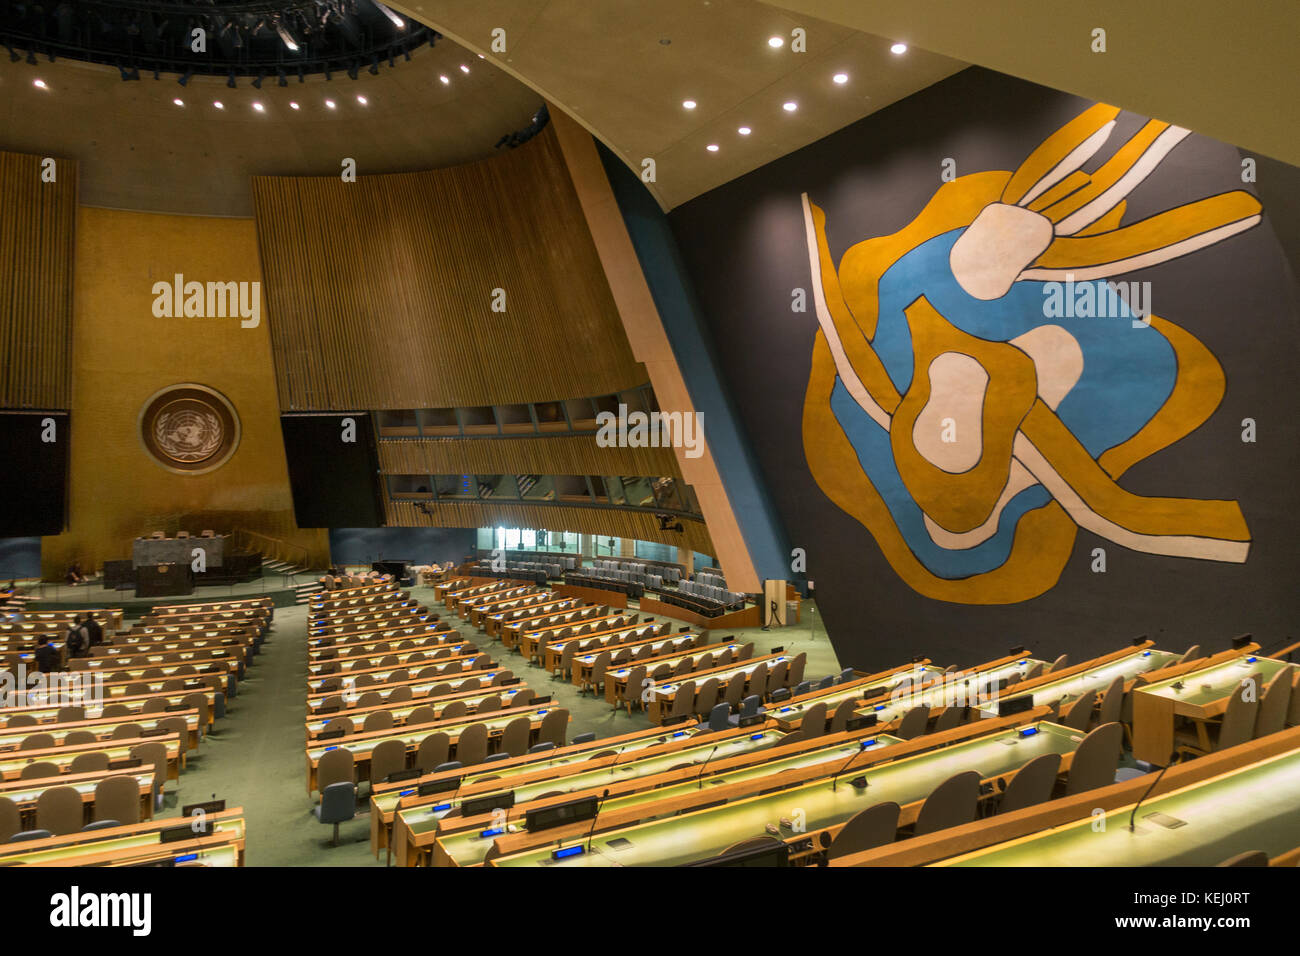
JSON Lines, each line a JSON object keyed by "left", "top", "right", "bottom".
{"left": 801, "top": 103, "right": 1258, "bottom": 604}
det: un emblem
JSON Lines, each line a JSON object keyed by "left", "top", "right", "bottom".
{"left": 139, "top": 384, "right": 240, "bottom": 474}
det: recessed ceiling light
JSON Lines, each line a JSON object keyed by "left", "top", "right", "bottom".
{"left": 737, "top": 126, "right": 751, "bottom": 135}
{"left": 459, "top": 64, "right": 469, "bottom": 73}
{"left": 768, "top": 36, "right": 784, "bottom": 48}
{"left": 325, "top": 99, "right": 336, "bottom": 109}
{"left": 252, "top": 102, "right": 265, "bottom": 112}
{"left": 356, "top": 95, "right": 368, "bottom": 105}
{"left": 706, "top": 144, "right": 719, "bottom": 152}
{"left": 833, "top": 72, "right": 849, "bottom": 84}
{"left": 173, "top": 98, "right": 184, "bottom": 106}
{"left": 213, "top": 101, "right": 224, "bottom": 110}
{"left": 782, "top": 101, "right": 797, "bottom": 112}
{"left": 682, "top": 99, "right": 697, "bottom": 110}
{"left": 33, "top": 78, "right": 47, "bottom": 89}
{"left": 890, "top": 42, "right": 908, "bottom": 55}
{"left": 289, "top": 101, "right": 299, "bottom": 110}
{"left": 439, "top": 74, "right": 450, "bottom": 84}
{"left": 477, "top": 53, "right": 485, "bottom": 59}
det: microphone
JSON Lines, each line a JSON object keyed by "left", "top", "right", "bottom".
{"left": 1129, "top": 756, "right": 1173, "bottom": 831}
{"left": 695, "top": 745, "right": 720, "bottom": 789}
{"left": 585, "top": 788, "right": 611, "bottom": 855}
{"left": 831, "top": 741, "right": 871, "bottom": 792}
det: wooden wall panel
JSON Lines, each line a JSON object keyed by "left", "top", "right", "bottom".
{"left": 386, "top": 499, "right": 714, "bottom": 555}
{"left": 0, "top": 151, "right": 77, "bottom": 409}
{"left": 251, "top": 125, "right": 645, "bottom": 411}
{"left": 377, "top": 435, "right": 682, "bottom": 478}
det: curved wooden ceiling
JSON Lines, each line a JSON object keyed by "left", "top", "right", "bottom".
{"left": 0, "top": 42, "right": 544, "bottom": 217}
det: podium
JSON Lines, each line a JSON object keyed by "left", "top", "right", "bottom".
{"left": 135, "top": 563, "right": 194, "bottom": 597}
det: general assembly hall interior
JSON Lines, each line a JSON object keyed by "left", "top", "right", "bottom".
{"left": 0, "top": 0, "right": 1298, "bottom": 911}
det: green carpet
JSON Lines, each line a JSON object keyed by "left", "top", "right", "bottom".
{"left": 146, "top": 587, "right": 842, "bottom": 866}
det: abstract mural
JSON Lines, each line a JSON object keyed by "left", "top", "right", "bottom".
{"left": 801, "top": 103, "right": 1260, "bottom": 604}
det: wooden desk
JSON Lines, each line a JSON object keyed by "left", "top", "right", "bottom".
{"left": 1132, "top": 648, "right": 1290, "bottom": 764}
{"left": 0, "top": 807, "right": 246, "bottom": 866}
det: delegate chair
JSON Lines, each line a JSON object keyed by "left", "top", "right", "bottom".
{"left": 539, "top": 708, "right": 569, "bottom": 748}
{"left": 705, "top": 703, "right": 731, "bottom": 732}
{"left": 315, "top": 783, "right": 356, "bottom": 846}
{"left": 584, "top": 651, "right": 612, "bottom": 697}
{"left": 416, "top": 733, "right": 451, "bottom": 773}
{"left": 369, "top": 739, "right": 407, "bottom": 787}
{"left": 913, "top": 771, "right": 981, "bottom": 836}
{"left": 997, "top": 752, "right": 1062, "bottom": 814}
{"left": 456, "top": 723, "right": 490, "bottom": 766}
{"left": 1176, "top": 675, "right": 1261, "bottom": 760}
{"left": 93, "top": 776, "right": 140, "bottom": 825}
{"left": 1179, "top": 644, "right": 1203, "bottom": 664}
{"left": 1062, "top": 689, "right": 1097, "bottom": 732}
{"left": 766, "top": 661, "right": 788, "bottom": 700}
{"left": 617, "top": 665, "right": 647, "bottom": 715}
{"left": 828, "top": 698, "right": 857, "bottom": 735}
{"left": 730, "top": 695, "right": 762, "bottom": 727}
{"left": 1097, "top": 675, "right": 1126, "bottom": 726}
{"left": 316, "top": 746, "right": 356, "bottom": 793}
{"left": 36, "top": 786, "right": 84, "bottom": 836}
{"left": 694, "top": 677, "right": 720, "bottom": 720}
{"left": 407, "top": 706, "right": 437, "bottom": 726}
{"left": 20, "top": 733, "right": 55, "bottom": 751}
{"left": 21, "top": 762, "right": 59, "bottom": 780}
{"left": 440, "top": 701, "right": 468, "bottom": 721}
{"left": 723, "top": 672, "right": 746, "bottom": 712}
{"left": 500, "top": 717, "right": 532, "bottom": 758}
{"left": 933, "top": 706, "right": 967, "bottom": 733}
{"left": 1047, "top": 654, "right": 1070, "bottom": 673}
{"left": 895, "top": 706, "right": 930, "bottom": 740}
{"left": 476, "top": 695, "right": 502, "bottom": 715}
{"left": 1255, "top": 668, "right": 1294, "bottom": 739}
{"left": 666, "top": 680, "right": 697, "bottom": 724}
{"left": 799, "top": 702, "right": 829, "bottom": 738}
{"left": 363, "top": 711, "right": 395, "bottom": 734}
{"left": 0, "top": 796, "right": 21, "bottom": 842}
{"left": 1066, "top": 722, "right": 1123, "bottom": 795}
{"left": 70, "top": 752, "right": 110, "bottom": 774}
{"left": 826, "top": 802, "right": 900, "bottom": 861}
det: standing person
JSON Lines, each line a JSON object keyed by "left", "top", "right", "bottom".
{"left": 65, "top": 618, "right": 89, "bottom": 659}
{"left": 34, "top": 635, "right": 59, "bottom": 673}
{"left": 83, "top": 612, "right": 104, "bottom": 647}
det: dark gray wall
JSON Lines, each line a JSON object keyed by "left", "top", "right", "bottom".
{"left": 668, "top": 67, "right": 1300, "bottom": 672}
{"left": 0, "top": 537, "right": 40, "bottom": 580}
{"left": 328, "top": 527, "right": 475, "bottom": 569}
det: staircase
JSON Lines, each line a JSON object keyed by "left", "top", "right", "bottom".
{"left": 259, "top": 556, "right": 324, "bottom": 604}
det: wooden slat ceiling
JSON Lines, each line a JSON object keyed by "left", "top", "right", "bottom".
{"left": 251, "top": 125, "right": 645, "bottom": 411}
{"left": 0, "top": 150, "right": 77, "bottom": 410}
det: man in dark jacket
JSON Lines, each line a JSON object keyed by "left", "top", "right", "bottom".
{"left": 83, "top": 613, "right": 104, "bottom": 647}
{"left": 34, "top": 635, "right": 60, "bottom": 673}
